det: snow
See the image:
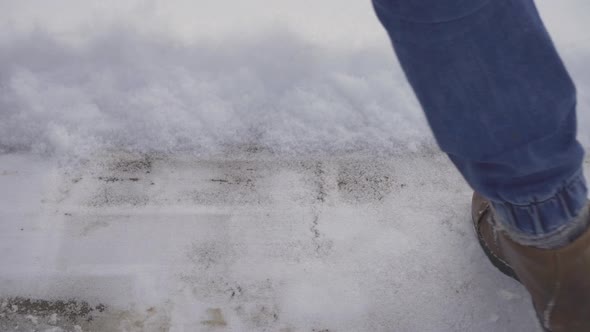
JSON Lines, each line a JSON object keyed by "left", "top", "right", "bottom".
{"left": 1, "top": 0, "right": 589, "bottom": 157}
{"left": 1, "top": 0, "right": 589, "bottom": 331}
{"left": 1, "top": 152, "right": 559, "bottom": 331}
{"left": 0, "top": 3, "right": 429, "bottom": 158}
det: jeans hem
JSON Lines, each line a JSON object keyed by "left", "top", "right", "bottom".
{"left": 490, "top": 169, "right": 588, "bottom": 236}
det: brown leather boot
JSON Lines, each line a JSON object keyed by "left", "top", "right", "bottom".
{"left": 472, "top": 192, "right": 590, "bottom": 332}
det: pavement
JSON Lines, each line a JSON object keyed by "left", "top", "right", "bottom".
{"left": 0, "top": 151, "right": 562, "bottom": 331}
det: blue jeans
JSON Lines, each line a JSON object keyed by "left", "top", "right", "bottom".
{"left": 373, "top": 0, "right": 588, "bottom": 237}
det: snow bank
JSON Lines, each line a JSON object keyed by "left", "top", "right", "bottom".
{"left": 1, "top": 0, "right": 588, "bottom": 157}
{"left": 0, "top": 28, "right": 429, "bottom": 157}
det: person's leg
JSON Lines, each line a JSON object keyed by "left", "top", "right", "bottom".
{"left": 372, "top": 0, "right": 590, "bottom": 330}
{"left": 372, "top": 0, "right": 587, "bottom": 243}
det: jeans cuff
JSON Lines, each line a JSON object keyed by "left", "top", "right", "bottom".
{"left": 491, "top": 170, "right": 588, "bottom": 236}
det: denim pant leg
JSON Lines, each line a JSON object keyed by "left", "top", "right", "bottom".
{"left": 373, "top": 0, "right": 588, "bottom": 237}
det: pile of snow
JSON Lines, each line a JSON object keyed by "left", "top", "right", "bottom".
{"left": 1, "top": 0, "right": 589, "bottom": 157}
{"left": 0, "top": 28, "right": 429, "bottom": 157}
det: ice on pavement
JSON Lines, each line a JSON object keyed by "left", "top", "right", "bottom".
{"left": 1, "top": 152, "right": 559, "bottom": 331}
{"left": 1, "top": 0, "right": 589, "bottom": 331}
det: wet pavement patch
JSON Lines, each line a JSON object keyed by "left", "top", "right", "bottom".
{"left": 0, "top": 297, "right": 171, "bottom": 331}
{"left": 0, "top": 297, "right": 108, "bottom": 331}
{"left": 0, "top": 297, "right": 106, "bottom": 323}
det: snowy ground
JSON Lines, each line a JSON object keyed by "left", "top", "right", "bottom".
{"left": 1, "top": 0, "right": 590, "bottom": 331}
{"left": 5, "top": 151, "right": 582, "bottom": 332}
